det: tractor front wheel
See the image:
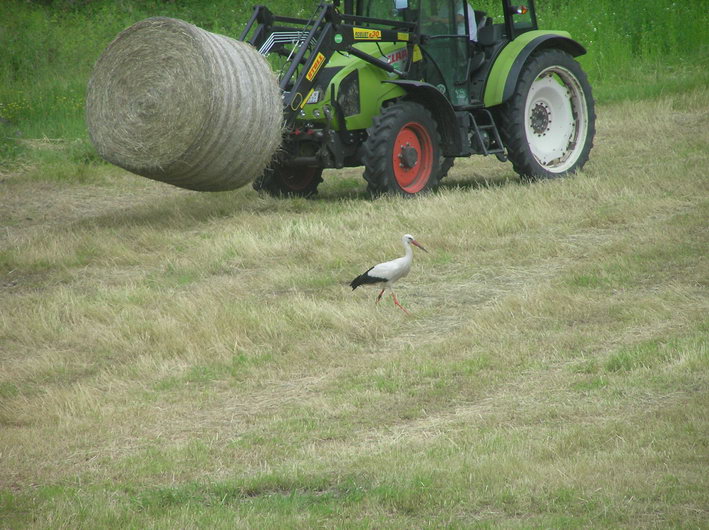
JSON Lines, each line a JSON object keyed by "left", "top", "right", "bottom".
{"left": 497, "top": 49, "right": 596, "bottom": 180}
{"left": 363, "top": 101, "right": 441, "bottom": 196}
{"left": 253, "top": 166, "right": 323, "bottom": 198}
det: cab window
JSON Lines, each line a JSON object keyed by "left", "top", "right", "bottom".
{"left": 363, "top": 0, "right": 411, "bottom": 21}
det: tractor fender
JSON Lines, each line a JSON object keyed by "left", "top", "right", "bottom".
{"left": 383, "top": 79, "right": 461, "bottom": 156}
{"left": 483, "top": 31, "right": 587, "bottom": 108}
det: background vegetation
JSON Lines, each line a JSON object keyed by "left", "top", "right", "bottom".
{"left": 1, "top": 0, "right": 707, "bottom": 153}
{"left": 1, "top": 0, "right": 707, "bottom": 527}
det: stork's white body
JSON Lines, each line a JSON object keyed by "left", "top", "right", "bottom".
{"left": 350, "top": 234, "right": 427, "bottom": 313}
{"left": 366, "top": 246, "right": 413, "bottom": 287}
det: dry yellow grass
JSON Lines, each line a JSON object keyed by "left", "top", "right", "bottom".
{"left": 1, "top": 90, "right": 707, "bottom": 527}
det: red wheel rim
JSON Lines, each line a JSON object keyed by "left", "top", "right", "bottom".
{"left": 392, "top": 121, "right": 434, "bottom": 193}
{"left": 281, "top": 167, "right": 318, "bottom": 192}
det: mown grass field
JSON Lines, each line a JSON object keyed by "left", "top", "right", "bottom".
{"left": 2, "top": 88, "right": 707, "bottom": 526}
{"left": 2, "top": 0, "right": 709, "bottom": 527}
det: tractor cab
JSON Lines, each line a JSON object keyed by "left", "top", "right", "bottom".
{"left": 345, "top": 0, "right": 538, "bottom": 106}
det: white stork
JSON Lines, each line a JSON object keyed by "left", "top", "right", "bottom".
{"left": 350, "top": 234, "right": 428, "bottom": 314}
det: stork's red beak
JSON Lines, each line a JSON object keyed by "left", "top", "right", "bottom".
{"left": 412, "top": 240, "right": 428, "bottom": 253}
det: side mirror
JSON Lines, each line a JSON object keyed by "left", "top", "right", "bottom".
{"left": 395, "top": 0, "right": 408, "bottom": 9}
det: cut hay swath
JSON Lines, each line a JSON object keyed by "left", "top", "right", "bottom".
{"left": 86, "top": 17, "right": 283, "bottom": 191}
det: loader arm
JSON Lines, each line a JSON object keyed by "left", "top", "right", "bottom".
{"left": 240, "top": 3, "right": 419, "bottom": 127}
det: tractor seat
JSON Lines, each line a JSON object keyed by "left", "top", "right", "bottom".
{"left": 477, "top": 23, "right": 505, "bottom": 46}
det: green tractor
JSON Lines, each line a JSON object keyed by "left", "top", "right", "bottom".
{"left": 240, "top": 0, "right": 595, "bottom": 197}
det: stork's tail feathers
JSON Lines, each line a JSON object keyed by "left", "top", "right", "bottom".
{"left": 349, "top": 273, "right": 368, "bottom": 290}
{"left": 350, "top": 267, "right": 384, "bottom": 290}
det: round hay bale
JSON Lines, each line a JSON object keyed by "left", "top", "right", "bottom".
{"left": 86, "top": 17, "right": 283, "bottom": 191}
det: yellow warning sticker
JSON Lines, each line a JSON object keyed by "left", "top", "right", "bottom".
{"left": 353, "top": 27, "right": 382, "bottom": 40}
{"left": 306, "top": 52, "right": 326, "bottom": 81}
{"left": 397, "top": 32, "right": 409, "bottom": 41}
{"left": 412, "top": 45, "right": 422, "bottom": 62}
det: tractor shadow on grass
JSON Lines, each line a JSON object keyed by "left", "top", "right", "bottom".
{"left": 72, "top": 187, "right": 303, "bottom": 232}
{"left": 73, "top": 171, "right": 521, "bottom": 231}
{"left": 436, "top": 172, "right": 521, "bottom": 193}
{"left": 315, "top": 169, "right": 521, "bottom": 202}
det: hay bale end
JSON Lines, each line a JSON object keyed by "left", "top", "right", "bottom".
{"left": 86, "top": 17, "right": 283, "bottom": 191}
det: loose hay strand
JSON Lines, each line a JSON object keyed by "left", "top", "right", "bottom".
{"left": 86, "top": 17, "right": 283, "bottom": 191}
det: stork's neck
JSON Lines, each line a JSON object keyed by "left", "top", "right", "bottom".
{"left": 402, "top": 239, "right": 414, "bottom": 261}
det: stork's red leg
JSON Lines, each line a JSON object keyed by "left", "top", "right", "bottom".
{"left": 375, "top": 288, "right": 385, "bottom": 304}
{"left": 391, "top": 292, "right": 410, "bottom": 314}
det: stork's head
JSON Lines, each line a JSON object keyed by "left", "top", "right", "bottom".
{"left": 403, "top": 234, "right": 428, "bottom": 253}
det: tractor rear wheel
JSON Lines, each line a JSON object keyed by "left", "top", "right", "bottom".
{"left": 363, "top": 101, "right": 441, "bottom": 196}
{"left": 253, "top": 166, "right": 323, "bottom": 197}
{"left": 438, "top": 157, "right": 455, "bottom": 182}
{"left": 497, "top": 49, "right": 595, "bottom": 180}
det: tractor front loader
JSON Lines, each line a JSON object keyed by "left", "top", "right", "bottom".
{"left": 240, "top": 0, "right": 595, "bottom": 197}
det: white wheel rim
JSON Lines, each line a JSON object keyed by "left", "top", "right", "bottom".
{"left": 524, "top": 65, "right": 589, "bottom": 173}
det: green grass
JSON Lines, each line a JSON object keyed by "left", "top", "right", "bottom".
{"left": 1, "top": 88, "right": 708, "bottom": 526}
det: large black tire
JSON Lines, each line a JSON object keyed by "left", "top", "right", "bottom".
{"left": 252, "top": 166, "right": 323, "bottom": 198}
{"left": 438, "top": 157, "right": 455, "bottom": 182}
{"left": 363, "top": 101, "right": 442, "bottom": 196}
{"left": 496, "top": 48, "right": 596, "bottom": 180}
